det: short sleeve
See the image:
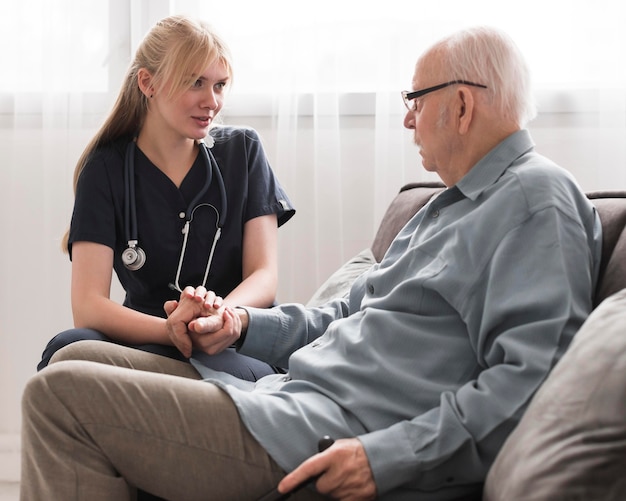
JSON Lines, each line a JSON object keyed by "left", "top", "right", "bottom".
{"left": 68, "top": 149, "right": 122, "bottom": 258}
{"left": 222, "top": 126, "right": 295, "bottom": 227}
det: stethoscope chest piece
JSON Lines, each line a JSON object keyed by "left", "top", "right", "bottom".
{"left": 121, "top": 240, "right": 146, "bottom": 271}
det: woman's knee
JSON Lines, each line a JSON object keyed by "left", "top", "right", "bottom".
{"left": 38, "top": 328, "right": 109, "bottom": 371}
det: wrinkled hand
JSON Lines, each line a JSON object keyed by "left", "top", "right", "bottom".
{"left": 188, "top": 305, "right": 243, "bottom": 355}
{"left": 164, "top": 286, "right": 223, "bottom": 358}
{"left": 278, "top": 438, "right": 376, "bottom": 501}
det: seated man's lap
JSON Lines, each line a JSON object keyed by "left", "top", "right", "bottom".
{"left": 49, "top": 339, "right": 203, "bottom": 380}
{"left": 27, "top": 358, "right": 289, "bottom": 499}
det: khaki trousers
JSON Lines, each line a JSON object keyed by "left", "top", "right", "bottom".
{"left": 21, "top": 341, "right": 324, "bottom": 501}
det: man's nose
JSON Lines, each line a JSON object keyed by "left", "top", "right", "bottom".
{"left": 403, "top": 110, "right": 415, "bottom": 129}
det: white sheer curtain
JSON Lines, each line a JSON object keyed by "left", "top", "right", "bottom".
{"left": 1, "top": 0, "right": 626, "bottom": 478}
{"left": 0, "top": 0, "right": 128, "bottom": 459}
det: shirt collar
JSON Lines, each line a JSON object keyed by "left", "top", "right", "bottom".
{"left": 455, "top": 129, "right": 535, "bottom": 201}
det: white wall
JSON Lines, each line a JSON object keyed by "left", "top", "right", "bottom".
{"left": 1, "top": 109, "right": 625, "bottom": 480}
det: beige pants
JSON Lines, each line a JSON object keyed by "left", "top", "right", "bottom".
{"left": 21, "top": 341, "right": 324, "bottom": 501}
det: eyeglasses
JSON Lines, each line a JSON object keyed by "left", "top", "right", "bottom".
{"left": 401, "top": 80, "right": 488, "bottom": 111}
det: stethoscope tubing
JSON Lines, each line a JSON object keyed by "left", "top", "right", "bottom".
{"left": 123, "top": 136, "right": 227, "bottom": 292}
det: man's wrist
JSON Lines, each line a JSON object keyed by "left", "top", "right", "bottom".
{"left": 234, "top": 307, "right": 249, "bottom": 349}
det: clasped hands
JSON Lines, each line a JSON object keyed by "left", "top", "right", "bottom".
{"left": 164, "top": 286, "right": 242, "bottom": 359}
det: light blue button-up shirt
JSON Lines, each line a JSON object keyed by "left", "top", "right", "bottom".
{"left": 195, "top": 130, "right": 602, "bottom": 499}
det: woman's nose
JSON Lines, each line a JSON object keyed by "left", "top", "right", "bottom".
{"left": 203, "top": 89, "right": 220, "bottom": 110}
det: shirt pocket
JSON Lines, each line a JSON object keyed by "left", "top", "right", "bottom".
{"left": 365, "top": 250, "right": 447, "bottom": 313}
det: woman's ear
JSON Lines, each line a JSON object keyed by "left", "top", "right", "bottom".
{"left": 137, "top": 68, "right": 154, "bottom": 99}
{"left": 456, "top": 88, "right": 475, "bottom": 135}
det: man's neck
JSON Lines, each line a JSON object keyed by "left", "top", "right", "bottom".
{"left": 444, "top": 125, "right": 520, "bottom": 186}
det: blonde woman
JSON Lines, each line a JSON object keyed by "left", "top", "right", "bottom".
{"left": 38, "top": 15, "right": 294, "bottom": 380}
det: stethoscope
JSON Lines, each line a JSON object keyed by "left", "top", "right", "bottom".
{"left": 121, "top": 136, "right": 227, "bottom": 293}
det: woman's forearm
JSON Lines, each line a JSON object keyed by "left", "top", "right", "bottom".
{"left": 72, "top": 296, "right": 172, "bottom": 345}
{"left": 224, "top": 268, "right": 277, "bottom": 308}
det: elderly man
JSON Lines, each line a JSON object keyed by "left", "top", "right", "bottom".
{"left": 22, "top": 27, "right": 601, "bottom": 500}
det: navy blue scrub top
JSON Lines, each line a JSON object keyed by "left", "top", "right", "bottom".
{"left": 68, "top": 126, "right": 295, "bottom": 318}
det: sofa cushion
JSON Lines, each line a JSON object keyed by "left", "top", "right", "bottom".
{"left": 483, "top": 288, "right": 626, "bottom": 500}
{"left": 306, "top": 248, "right": 376, "bottom": 307}
{"left": 587, "top": 191, "right": 626, "bottom": 305}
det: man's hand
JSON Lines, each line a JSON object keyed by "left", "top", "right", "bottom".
{"left": 188, "top": 306, "right": 243, "bottom": 355}
{"left": 278, "top": 438, "right": 377, "bottom": 501}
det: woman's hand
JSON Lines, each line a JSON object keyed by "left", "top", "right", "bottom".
{"left": 164, "top": 286, "right": 221, "bottom": 357}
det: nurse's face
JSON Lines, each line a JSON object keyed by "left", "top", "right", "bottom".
{"left": 151, "top": 60, "right": 229, "bottom": 141}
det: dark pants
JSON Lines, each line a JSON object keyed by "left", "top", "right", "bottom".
{"left": 38, "top": 328, "right": 280, "bottom": 380}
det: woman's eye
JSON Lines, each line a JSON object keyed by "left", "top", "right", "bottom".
{"left": 215, "top": 81, "right": 226, "bottom": 91}
{"left": 193, "top": 79, "right": 203, "bottom": 88}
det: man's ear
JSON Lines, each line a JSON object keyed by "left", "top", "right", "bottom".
{"left": 456, "top": 88, "right": 475, "bottom": 135}
{"left": 137, "top": 68, "right": 154, "bottom": 99}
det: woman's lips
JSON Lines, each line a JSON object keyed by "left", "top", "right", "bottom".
{"left": 193, "top": 116, "right": 211, "bottom": 127}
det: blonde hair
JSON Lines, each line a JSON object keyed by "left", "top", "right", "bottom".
{"left": 62, "top": 15, "right": 233, "bottom": 251}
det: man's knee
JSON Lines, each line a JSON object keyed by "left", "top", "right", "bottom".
{"left": 23, "top": 361, "right": 83, "bottom": 416}
{"left": 49, "top": 339, "right": 107, "bottom": 365}
{"left": 22, "top": 368, "right": 48, "bottom": 413}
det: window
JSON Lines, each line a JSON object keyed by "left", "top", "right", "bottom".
{"left": 186, "top": 0, "right": 626, "bottom": 93}
{"left": 0, "top": 0, "right": 110, "bottom": 93}
{"left": 2, "top": 0, "right": 625, "bottom": 114}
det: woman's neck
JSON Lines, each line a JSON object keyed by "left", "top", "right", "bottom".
{"left": 136, "top": 129, "right": 198, "bottom": 187}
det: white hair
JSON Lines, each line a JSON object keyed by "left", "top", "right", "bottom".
{"left": 426, "top": 26, "right": 537, "bottom": 127}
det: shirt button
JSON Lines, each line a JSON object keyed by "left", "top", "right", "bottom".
{"left": 178, "top": 212, "right": 186, "bottom": 219}
{"left": 367, "top": 284, "right": 375, "bottom": 295}
{"left": 432, "top": 209, "right": 440, "bottom": 218}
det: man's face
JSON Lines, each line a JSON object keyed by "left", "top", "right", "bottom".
{"left": 403, "top": 58, "right": 456, "bottom": 178}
